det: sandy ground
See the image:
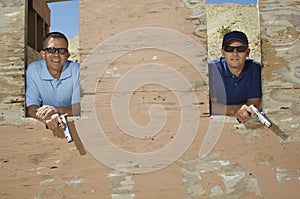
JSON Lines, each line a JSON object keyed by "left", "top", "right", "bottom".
{"left": 1, "top": 1, "right": 300, "bottom": 199}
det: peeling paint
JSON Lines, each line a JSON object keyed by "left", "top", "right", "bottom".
{"left": 177, "top": 153, "right": 264, "bottom": 198}
{"left": 4, "top": 11, "right": 20, "bottom": 17}
{"left": 108, "top": 169, "right": 136, "bottom": 198}
{"left": 111, "top": 193, "right": 135, "bottom": 199}
{"left": 34, "top": 194, "right": 46, "bottom": 199}
{"left": 233, "top": 120, "right": 264, "bottom": 142}
{"left": 276, "top": 168, "right": 300, "bottom": 184}
{"left": 108, "top": 172, "right": 135, "bottom": 191}
{"left": 40, "top": 178, "right": 54, "bottom": 186}
{"left": 105, "top": 66, "right": 122, "bottom": 78}
{"left": 65, "top": 176, "right": 84, "bottom": 188}
{"left": 180, "top": 167, "right": 205, "bottom": 196}
{"left": 210, "top": 185, "right": 223, "bottom": 196}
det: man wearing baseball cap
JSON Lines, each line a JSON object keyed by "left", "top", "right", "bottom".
{"left": 209, "top": 30, "right": 262, "bottom": 123}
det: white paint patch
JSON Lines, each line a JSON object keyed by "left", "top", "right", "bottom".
{"left": 5, "top": 12, "right": 19, "bottom": 17}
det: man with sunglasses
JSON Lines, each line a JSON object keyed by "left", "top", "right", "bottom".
{"left": 26, "top": 32, "right": 80, "bottom": 130}
{"left": 209, "top": 31, "right": 262, "bottom": 123}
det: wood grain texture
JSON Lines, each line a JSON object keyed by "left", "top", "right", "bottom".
{"left": 0, "top": 1, "right": 26, "bottom": 125}
{"left": 259, "top": 0, "right": 300, "bottom": 139}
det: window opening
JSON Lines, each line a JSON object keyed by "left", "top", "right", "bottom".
{"left": 206, "top": 0, "right": 262, "bottom": 116}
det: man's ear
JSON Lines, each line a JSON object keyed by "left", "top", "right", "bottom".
{"left": 65, "top": 52, "right": 70, "bottom": 59}
{"left": 246, "top": 48, "right": 250, "bottom": 57}
{"left": 40, "top": 50, "right": 46, "bottom": 59}
{"left": 221, "top": 49, "right": 225, "bottom": 57}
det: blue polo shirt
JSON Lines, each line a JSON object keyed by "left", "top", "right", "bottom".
{"left": 209, "top": 57, "right": 262, "bottom": 105}
{"left": 26, "top": 59, "right": 80, "bottom": 107}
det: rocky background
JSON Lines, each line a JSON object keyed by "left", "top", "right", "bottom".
{"left": 206, "top": 3, "right": 260, "bottom": 61}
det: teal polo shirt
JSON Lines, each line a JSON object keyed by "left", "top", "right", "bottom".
{"left": 26, "top": 59, "right": 80, "bottom": 107}
{"left": 209, "top": 57, "right": 262, "bottom": 105}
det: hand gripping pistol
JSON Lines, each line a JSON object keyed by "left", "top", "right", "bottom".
{"left": 59, "top": 115, "right": 73, "bottom": 143}
{"left": 249, "top": 104, "right": 272, "bottom": 128}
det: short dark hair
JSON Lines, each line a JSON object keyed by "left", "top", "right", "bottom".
{"left": 43, "top": 32, "right": 69, "bottom": 49}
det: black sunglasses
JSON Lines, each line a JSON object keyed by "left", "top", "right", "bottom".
{"left": 224, "top": 46, "right": 248, "bottom": 52}
{"left": 44, "top": 47, "right": 68, "bottom": 54}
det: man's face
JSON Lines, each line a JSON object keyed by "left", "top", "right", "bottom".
{"left": 221, "top": 40, "right": 250, "bottom": 69}
{"left": 40, "top": 37, "right": 70, "bottom": 73}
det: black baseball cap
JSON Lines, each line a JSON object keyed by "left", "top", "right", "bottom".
{"left": 222, "top": 31, "right": 249, "bottom": 48}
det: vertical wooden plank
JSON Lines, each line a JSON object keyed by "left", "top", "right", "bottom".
{"left": 259, "top": 0, "right": 300, "bottom": 139}
{"left": 0, "top": 0, "right": 26, "bottom": 125}
{"left": 32, "top": 0, "right": 50, "bottom": 26}
{"left": 36, "top": 15, "right": 44, "bottom": 51}
{"left": 27, "top": 0, "right": 36, "bottom": 49}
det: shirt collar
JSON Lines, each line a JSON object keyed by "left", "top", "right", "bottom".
{"left": 60, "top": 60, "right": 72, "bottom": 80}
{"left": 41, "top": 60, "right": 71, "bottom": 81}
{"left": 221, "top": 57, "right": 251, "bottom": 77}
{"left": 41, "top": 60, "right": 54, "bottom": 80}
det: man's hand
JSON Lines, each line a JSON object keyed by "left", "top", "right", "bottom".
{"left": 235, "top": 104, "right": 256, "bottom": 123}
{"left": 36, "top": 105, "right": 58, "bottom": 120}
{"left": 44, "top": 113, "right": 65, "bottom": 130}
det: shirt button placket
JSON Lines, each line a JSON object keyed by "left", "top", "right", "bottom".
{"left": 56, "top": 80, "right": 60, "bottom": 90}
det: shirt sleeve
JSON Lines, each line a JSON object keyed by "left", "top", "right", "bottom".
{"left": 247, "top": 61, "right": 262, "bottom": 99}
{"left": 71, "top": 62, "right": 81, "bottom": 105}
{"left": 25, "top": 63, "right": 43, "bottom": 107}
{"left": 208, "top": 61, "right": 227, "bottom": 104}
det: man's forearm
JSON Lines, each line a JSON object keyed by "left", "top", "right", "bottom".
{"left": 26, "top": 103, "right": 81, "bottom": 119}
{"left": 26, "top": 105, "right": 40, "bottom": 119}
{"left": 56, "top": 103, "right": 81, "bottom": 116}
{"left": 211, "top": 102, "right": 242, "bottom": 116}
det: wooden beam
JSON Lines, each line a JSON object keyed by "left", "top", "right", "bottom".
{"left": 32, "top": 0, "right": 50, "bottom": 26}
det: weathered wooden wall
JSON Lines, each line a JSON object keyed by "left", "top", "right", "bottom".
{"left": 78, "top": 1, "right": 300, "bottom": 198}
{"left": 259, "top": 0, "right": 300, "bottom": 140}
{"left": 79, "top": 0, "right": 210, "bottom": 198}
{"left": 0, "top": 0, "right": 26, "bottom": 125}
{"left": 0, "top": 0, "right": 299, "bottom": 198}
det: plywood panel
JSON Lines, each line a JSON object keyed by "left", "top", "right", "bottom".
{"left": 0, "top": 0, "right": 26, "bottom": 125}
{"left": 259, "top": 0, "right": 300, "bottom": 139}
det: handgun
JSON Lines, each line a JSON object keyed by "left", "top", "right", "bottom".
{"left": 59, "top": 115, "right": 73, "bottom": 143}
{"left": 249, "top": 104, "right": 272, "bottom": 127}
